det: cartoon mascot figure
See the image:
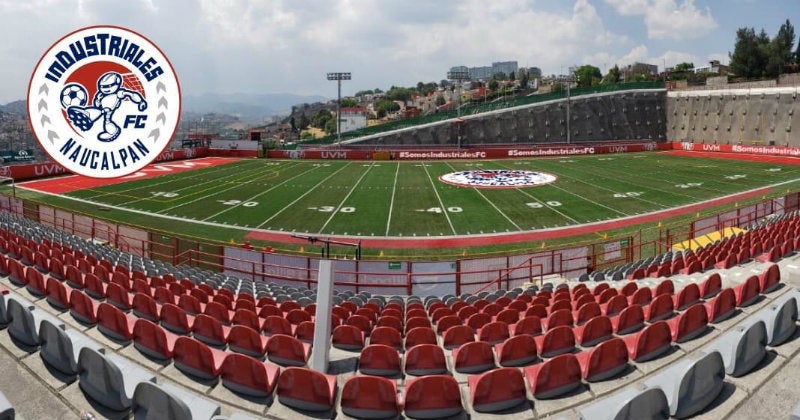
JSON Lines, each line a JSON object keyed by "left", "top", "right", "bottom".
{"left": 66, "top": 72, "right": 147, "bottom": 142}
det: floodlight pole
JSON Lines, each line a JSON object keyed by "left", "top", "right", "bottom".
{"left": 327, "top": 72, "right": 351, "bottom": 145}
{"left": 447, "top": 70, "right": 470, "bottom": 148}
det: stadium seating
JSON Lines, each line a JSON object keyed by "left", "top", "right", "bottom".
{"left": 468, "top": 367, "right": 528, "bottom": 413}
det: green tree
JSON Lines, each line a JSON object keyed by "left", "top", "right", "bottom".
{"left": 435, "top": 95, "right": 446, "bottom": 106}
{"left": 574, "top": 64, "right": 602, "bottom": 87}
{"left": 385, "top": 86, "right": 412, "bottom": 102}
{"left": 375, "top": 99, "right": 400, "bottom": 118}
{"left": 324, "top": 117, "right": 337, "bottom": 135}
{"left": 488, "top": 78, "right": 499, "bottom": 91}
{"left": 603, "top": 65, "right": 621, "bottom": 84}
{"left": 508, "top": 71, "right": 515, "bottom": 82}
{"left": 297, "top": 113, "right": 310, "bottom": 130}
{"left": 310, "top": 108, "right": 332, "bottom": 129}
{"left": 674, "top": 62, "right": 694, "bottom": 71}
{"left": 766, "top": 19, "right": 795, "bottom": 77}
{"left": 339, "top": 98, "right": 358, "bottom": 108}
{"left": 730, "top": 27, "right": 768, "bottom": 78}
{"left": 517, "top": 68, "right": 529, "bottom": 89}
{"left": 492, "top": 72, "right": 507, "bottom": 81}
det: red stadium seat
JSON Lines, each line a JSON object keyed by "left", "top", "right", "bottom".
{"left": 404, "top": 327, "right": 437, "bottom": 350}
{"left": 177, "top": 294, "right": 203, "bottom": 315}
{"left": 643, "top": 293, "right": 674, "bottom": 322}
{"left": 45, "top": 277, "right": 72, "bottom": 310}
{"left": 759, "top": 264, "right": 781, "bottom": 293}
{"left": 700, "top": 273, "right": 722, "bottom": 299}
{"left": 64, "top": 264, "right": 84, "bottom": 289}
{"left": 431, "top": 307, "right": 454, "bottom": 323}
{"left": 495, "top": 334, "right": 538, "bottom": 367}
{"left": 436, "top": 315, "right": 462, "bottom": 334}
{"left": 549, "top": 299, "right": 572, "bottom": 314}
{"left": 666, "top": 303, "right": 708, "bottom": 343}
{"left": 705, "top": 288, "right": 736, "bottom": 323}
{"left": 403, "top": 375, "right": 463, "bottom": 418}
{"left": 574, "top": 315, "right": 613, "bottom": 347}
{"left": 368, "top": 326, "right": 402, "bottom": 350}
{"left": 543, "top": 308, "right": 574, "bottom": 331}
{"left": 442, "top": 325, "right": 475, "bottom": 349}
{"left": 494, "top": 308, "right": 520, "bottom": 325}
{"left": 623, "top": 321, "right": 671, "bottom": 362}
{"left": 220, "top": 353, "right": 280, "bottom": 398}
{"left": 405, "top": 317, "right": 431, "bottom": 332}
{"left": 359, "top": 344, "right": 402, "bottom": 377}
{"left": 261, "top": 315, "right": 293, "bottom": 336}
{"left": 610, "top": 304, "right": 645, "bottom": 335}
{"left": 466, "top": 312, "right": 492, "bottom": 331}
{"left": 524, "top": 353, "right": 582, "bottom": 399}
{"left": 153, "top": 286, "right": 176, "bottom": 306}
{"left": 173, "top": 336, "right": 227, "bottom": 379}
{"left": 576, "top": 337, "right": 629, "bottom": 382}
{"left": 404, "top": 343, "right": 448, "bottom": 376}
{"left": 341, "top": 376, "right": 400, "bottom": 419}
{"left": 105, "top": 282, "right": 133, "bottom": 311}
{"left": 601, "top": 294, "right": 628, "bottom": 317}
{"left": 453, "top": 341, "right": 496, "bottom": 374}
{"left": 525, "top": 304, "right": 548, "bottom": 319}
{"left": 510, "top": 315, "right": 543, "bottom": 337}
{"left": 133, "top": 319, "right": 178, "bottom": 360}
{"left": 468, "top": 367, "right": 527, "bottom": 413}
{"left": 232, "top": 309, "right": 261, "bottom": 331}
{"left": 132, "top": 293, "right": 161, "bottom": 322}
{"left": 204, "top": 301, "right": 233, "bottom": 324}
{"left": 258, "top": 304, "right": 284, "bottom": 319}
{"left": 277, "top": 367, "right": 337, "bottom": 412}
{"left": 477, "top": 321, "right": 510, "bottom": 345}
{"left": 227, "top": 324, "right": 269, "bottom": 358}
{"left": 159, "top": 303, "right": 195, "bottom": 335}
{"left": 573, "top": 302, "right": 601, "bottom": 325}
{"left": 191, "top": 314, "right": 232, "bottom": 348}
{"left": 534, "top": 325, "right": 575, "bottom": 358}
{"left": 347, "top": 314, "right": 373, "bottom": 334}
{"left": 266, "top": 334, "right": 310, "bottom": 367}
{"left": 97, "top": 302, "right": 136, "bottom": 342}
{"left": 672, "top": 283, "right": 701, "bottom": 311}
{"left": 332, "top": 324, "right": 365, "bottom": 351}
{"left": 596, "top": 288, "right": 618, "bottom": 305}
{"left": 734, "top": 275, "right": 761, "bottom": 307}
{"left": 375, "top": 316, "right": 403, "bottom": 333}
{"left": 69, "top": 289, "right": 98, "bottom": 325}
{"left": 294, "top": 321, "right": 315, "bottom": 343}
{"left": 628, "top": 287, "right": 652, "bottom": 306}
{"left": 654, "top": 279, "right": 674, "bottom": 297}
{"left": 457, "top": 305, "right": 479, "bottom": 321}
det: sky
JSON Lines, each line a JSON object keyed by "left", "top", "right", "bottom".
{"left": 0, "top": 0, "right": 798, "bottom": 104}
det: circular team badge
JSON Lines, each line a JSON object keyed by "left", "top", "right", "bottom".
{"left": 28, "top": 25, "right": 181, "bottom": 178}
{"left": 440, "top": 169, "right": 557, "bottom": 188}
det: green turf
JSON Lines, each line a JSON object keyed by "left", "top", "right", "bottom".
{"left": 23, "top": 152, "right": 800, "bottom": 256}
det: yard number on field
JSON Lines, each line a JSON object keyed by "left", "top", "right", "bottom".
{"left": 218, "top": 200, "right": 258, "bottom": 207}
{"left": 526, "top": 201, "right": 562, "bottom": 209}
{"left": 613, "top": 192, "right": 643, "bottom": 198}
{"left": 308, "top": 206, "right": 356, "bottom": 213}
{"left": 151, "top": 191, "right": 179, "bottom": 198}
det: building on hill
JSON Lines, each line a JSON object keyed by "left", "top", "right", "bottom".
{"left": 623, "top": 62, "right": 659, "bottom": 80}
{"left": 339, "top": 108, "right": 367, "bottom": 133}
{"left": 695, "top": 60, "right": 729, "bottom": 75}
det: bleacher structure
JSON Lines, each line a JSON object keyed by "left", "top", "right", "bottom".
{"left": 1, "top": 211, "right": 800, "bottom": 418}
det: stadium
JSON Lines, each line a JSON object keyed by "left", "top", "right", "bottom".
{"left": 3, "top": 3, "right": 800, "bottom": 420}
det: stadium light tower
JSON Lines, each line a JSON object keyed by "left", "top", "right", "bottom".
{"left": 447, "top": 70, "right": 470, "bottom": 148}
{"left": 326, "top": 72, "right": 351, "bottom": 145}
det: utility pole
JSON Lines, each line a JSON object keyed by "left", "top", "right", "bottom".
{"left": 447, "top": 70, "right": 470, "bottom": 148}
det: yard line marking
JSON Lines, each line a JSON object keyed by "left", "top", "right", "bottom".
{"left": 444, "top": 162, "right": 522, "bottom": 231}
{"left": 422, "top": 163, "right": 457, "bottom": 235}
{"left": 120, "top": 160, "right": 284, "bottom": 206}
{"left": 317, "top": 163, "right": 375, "bottom": 234}
{"left": 385, "top": 162, "right": 400, "bottom": 236}
{"left": 156, "top": 161, "right": 303, "bottom": 214}
{"left": 255, "top": 162, "right": 354, "bottom": 229}
{"left": 200, "top": 162, "right": 324, "bottom": 222}
{"left": 85, "top": 158, "right": 266, "bottom": 201}
{"left": 514, "top": 188, "right": 583, "bottom": 223}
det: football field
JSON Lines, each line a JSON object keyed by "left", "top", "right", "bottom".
{"left": 23, "top": 152, "right": 800, "bottom": 240}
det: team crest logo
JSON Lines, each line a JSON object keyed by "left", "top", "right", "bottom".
{"left": 440, "top": 170, "right": 557, "bottom": 188}
{"left": 28, "top": 25, "right": 180, "bottom": 178}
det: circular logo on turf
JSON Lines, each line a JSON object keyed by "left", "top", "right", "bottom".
{"left": 439, "top": 169, "right": 557, "bottom": 188}
{"left": 28, "top": 25, "right": 181, "bottom": 178}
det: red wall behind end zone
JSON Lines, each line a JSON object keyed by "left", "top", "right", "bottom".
{"left": 0, "top": 147, "right": 210, "bottom": 181}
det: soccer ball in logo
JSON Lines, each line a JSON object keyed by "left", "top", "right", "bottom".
{"left": 60, "top": 83, "right": 88, "bottom": 109}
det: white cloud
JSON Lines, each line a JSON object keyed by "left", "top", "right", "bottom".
{"left": 605, "top": 0, "right": 717, "bottom": 41}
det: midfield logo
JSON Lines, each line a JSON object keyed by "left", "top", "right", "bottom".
{"left": 28, "top": 25, "right": 181, "bottom": 178}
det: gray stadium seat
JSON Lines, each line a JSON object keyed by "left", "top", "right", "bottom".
{"left": 0, "top": 391, "right": 13, "bottom": 420}
{"left": 578, "top": 383, "right": 669, "bottom": 420}
{"left": 703, "top": 321, "right": 767, "bottom": 377}
{"left": 133, "top": 381, "right": 221, "bottom": 420}
{"left": 749, "top": 292, "right": 798, "bottom": 346}
{"left": 644, "top": 350, "right": 725, "bottom": 418}
{"left": 0, "top": 295, "right": 9, "bottom": 328}
{"left": 39, "top": 320, "right": 104, "bottom": 376}
{"left": 78, "top": 347, "right": 156, "bottom": 411}
{"left": 7, "top": 296, "right": 63, "bottom": 347}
